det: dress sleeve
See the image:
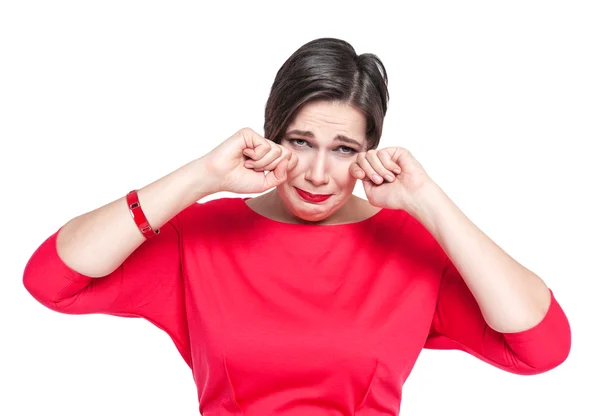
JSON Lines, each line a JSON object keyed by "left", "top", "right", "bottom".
{"left": 424, "top": 257, "right": 571, "bottom": 375}
{"left": 22, "top": 213, "right": 191, "bottom": 368}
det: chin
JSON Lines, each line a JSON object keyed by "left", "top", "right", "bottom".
{"left": 289, "top": 199, "right": 333, "bottom": 221}
{"left": 278, "top": 185, "right": 349, "bottom": 222}
{"left": 293, "top": 207, "right": 333, "bottom": 222}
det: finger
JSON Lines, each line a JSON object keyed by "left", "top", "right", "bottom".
{"left": 365, "top": 150, "right": 397, "bottom": 182}
{"left": 244, "top": 143, "right": 281, "bottom": 171}
{"left": 246, "top": 144, "right": 283, "bottom": 169}
{"left": 356, "top": 152, "right": 384, "bottom": 184}
{"left": 242, "top": 143, "right": 271, "bottom": 161}
{"left": 287, "top": 152, "right": 299, "bottom": 171}
{"left": 349, "top": 161, "right": 366, "bottom": 180}
{"left": 375, "top": 150, "right": 402, "bottom": 177}
{"left": 264, "top": 158, "right": 289, "bottom": 188}
{"left": 255, "top": 147, "right": 292, "bottom": 172}
{"left": 241, "top": 130, "right": 272, "bottom": 161}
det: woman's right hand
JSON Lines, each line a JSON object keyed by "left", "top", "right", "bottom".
{"left": 200, "top": 128, "right": 298, "bottom": 194}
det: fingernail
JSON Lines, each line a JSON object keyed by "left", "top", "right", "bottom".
{"left": 373, "top": 174, "right": 383, "bottom": 183}
{"left": 393, "top": 168, "right": 401, "bottom": 175}
{"left": 244, "top": 162, "right": 253, "bottom": 168}
{"left": 384, "top": 174, "right": 395, "bottom": 182}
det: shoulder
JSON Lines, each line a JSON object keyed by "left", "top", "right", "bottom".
{"left": 176, "top": 196, "right": 248, "bottom": 232}
{"left": 376, "top": 208, "right": 447, "bottom": 267}
{"left": 183, "top": 196, "right": 242, "bottom": 215}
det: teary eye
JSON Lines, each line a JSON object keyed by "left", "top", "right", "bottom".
{"left": 337, "top": 146, "right": 357, "bottom": 155}
{"left": 290, "top": 139, "right": 308, "bottom": 147}
{"left": 288, "top": 139, "right": 357, "bottom": 155}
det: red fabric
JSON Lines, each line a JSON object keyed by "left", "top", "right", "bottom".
{"left": 23, "top": 197, "right": 571, "bottom": 415}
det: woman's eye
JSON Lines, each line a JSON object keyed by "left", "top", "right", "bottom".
{"left": 289, "top": 139, "right": 356, "bottom": 155}
{"left": 290, "top": 139, "right": 308, "bottom": 147}
{"left": 338, "top": 146, "right": 357, "bottom": 155}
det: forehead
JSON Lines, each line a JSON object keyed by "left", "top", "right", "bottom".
{"left": 286, "top": 100, "right": 366, "bottom": 141}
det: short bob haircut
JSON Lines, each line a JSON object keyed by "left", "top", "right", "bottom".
{"left": 264, "top": 37, "right": 389, "bottom": 151}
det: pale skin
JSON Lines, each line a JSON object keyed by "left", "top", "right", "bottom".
{"left": 243, "top": 99, "right": 552, "bottom": 334}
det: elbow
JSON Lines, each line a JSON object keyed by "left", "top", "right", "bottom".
{"left": 510, "top": 314, "right": 572, "bottom": 375}
{"left": 21, "top": 232, "right": 92, "bottom": 313}
{"left": 504, "top": 290, "right": 572, "bottom": 375}
{"left": 23, "top": 255, "right": 49, "bottom": 305}
{"left": 22, "top": 259, "right": 62, "bottom": 312}
{"left": 529, "top": 297, "right": 572, "bottom": 374}
{"left": 522, "top": 331, "right": 571, "bottom": 375}
{"left": 23, "top": 265, "right": 91, "bottom": 314}
{"left": 23, "top": 282, "right": 59, "bottom": 313}
{"left": 538, "top": 321, "right": 572, "bottom": 373}
{"left": 22, "top": 234, "right": 57, "bottom": 309}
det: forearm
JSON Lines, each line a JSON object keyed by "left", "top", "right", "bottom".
{"left": 56, "top": 157, "right": 217, "bottom": 278}
{"left": 406, "top": 180, "right": 551, "bottom": 333}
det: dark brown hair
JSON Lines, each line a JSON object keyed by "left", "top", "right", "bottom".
{"left": 263, "top": 38, "right": 390, "bottom": 150}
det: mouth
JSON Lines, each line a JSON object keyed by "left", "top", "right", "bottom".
{"left": 294, "top": 187, "right": 332, "bottom": 203}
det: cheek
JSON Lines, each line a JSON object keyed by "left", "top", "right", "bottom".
{"left": 329, "top": 165, "right": 357, "bottom": 193}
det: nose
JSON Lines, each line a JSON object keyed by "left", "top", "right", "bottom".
{"left": 304, "top": 152, "right": 329, "bottom": 187}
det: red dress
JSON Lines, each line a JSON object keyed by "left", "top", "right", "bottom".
{"left": 23, "top": 197, "right": 571, "bottom": 415}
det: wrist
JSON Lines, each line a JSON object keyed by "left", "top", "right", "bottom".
{"left": 404, "top": 178, "right": 444, "bottom": 219}
{"left": 188, "top": 157, "right": 222, "bottom": 198}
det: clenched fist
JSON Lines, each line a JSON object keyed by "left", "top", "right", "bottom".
{"left": 201, "top": 128, "right": 298, "bottom": 194}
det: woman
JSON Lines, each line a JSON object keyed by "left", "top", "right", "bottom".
{"left": 23, "top": 38, "right": 570, "bottom": 415}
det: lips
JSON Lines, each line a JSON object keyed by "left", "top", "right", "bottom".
{"left": 294, "top": 187, "right": 332, "bottom": 203}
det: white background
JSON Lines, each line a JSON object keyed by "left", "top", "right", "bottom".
{"left": 1, "top": 1, "right": 598, "bottom": 415}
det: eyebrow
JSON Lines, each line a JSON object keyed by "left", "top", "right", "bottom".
{"left": 284, "top": 129, "right": 364, "bottom": 148}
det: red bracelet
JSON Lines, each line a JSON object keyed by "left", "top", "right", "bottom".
{"left": 126, "top": 190, "right": 160, "bottom": 239}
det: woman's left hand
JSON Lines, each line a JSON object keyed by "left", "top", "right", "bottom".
{"left": 349, "top": 147, "right": 432, "bottom": 211}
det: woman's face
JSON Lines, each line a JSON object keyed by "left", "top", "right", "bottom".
{"left": 276, "top": 100, "right": 368, "bottom": 222}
